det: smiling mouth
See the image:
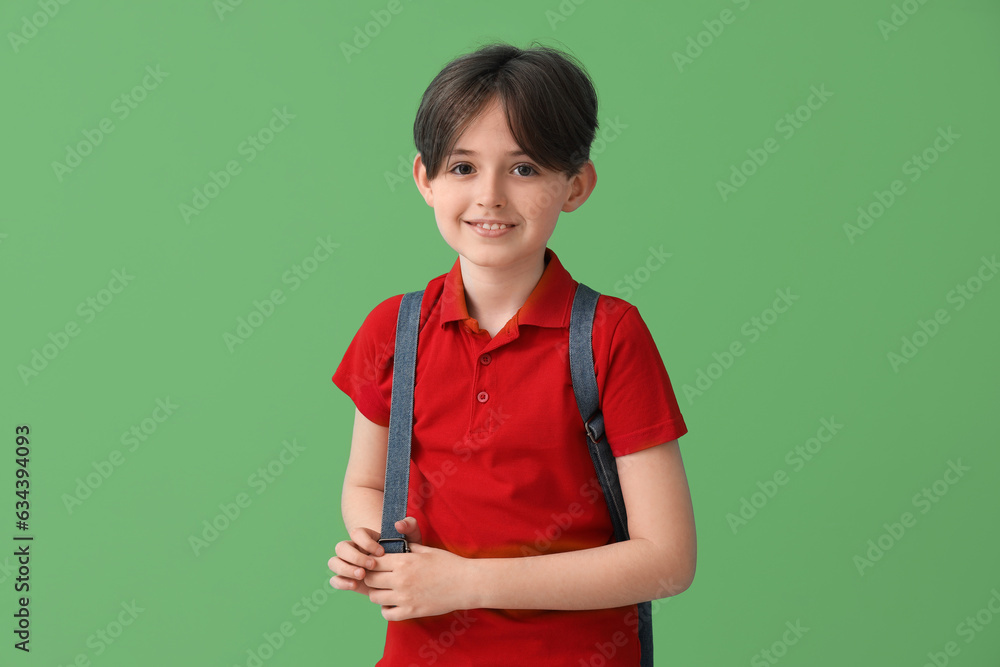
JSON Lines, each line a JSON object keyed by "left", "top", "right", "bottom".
{"left": 465, "top": 220, "right": 515, "bottom": 230}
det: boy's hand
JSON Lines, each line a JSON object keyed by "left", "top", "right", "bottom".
{"left": 328, "top": 517, "right": 424, "bottom": 596}
{"left": 364, "top": 542, "right": 474, "bottom": 621}
{"left": 329, "top": 526, "right": 384, "bottom": 596}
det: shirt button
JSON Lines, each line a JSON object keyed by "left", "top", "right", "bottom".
{"left": 476, "top": 391, "right": 489, "bottom": 403}
{"left": 480, "top": 353, "right": 492, "bottom": 365}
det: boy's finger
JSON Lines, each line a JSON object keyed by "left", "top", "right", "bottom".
{"left": 349, "top": 528, "right": 385, "bottom": 557}
{"left": 364, "top": 533, "right": 386, "bottom": 557}
{"left": 367, "top": 555, "right": 396, "bottom": 572}
{"left": 331, "top": 574, "right": 371, "bottom": 595}
{"left": 395, "top": 517, "right": 421, "bottom": 544}
{"left": 334, "top": 542, "right": 378, "bottom": 571}
{"left": 328, "top": 556, "right": 370, "bottom": 580}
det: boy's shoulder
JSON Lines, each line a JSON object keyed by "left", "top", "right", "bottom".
{"left": 589, "top": 291, "right": 643, "bottom": 336}
{"left": 358, "top": 292, "right": 406, "bottom": 334}
{"left": 591, "top": 291, "right": 636, "bottom": 319}
{"left": 587, "top": 292, "right": 669, "bottom": 361}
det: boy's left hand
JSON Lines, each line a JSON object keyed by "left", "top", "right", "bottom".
{"left": 363, "top": 543, "right": 475, "bottom": 621}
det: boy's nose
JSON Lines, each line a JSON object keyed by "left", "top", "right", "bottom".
{"left": 475, "top": 174, "right": 507, "bottom": 208}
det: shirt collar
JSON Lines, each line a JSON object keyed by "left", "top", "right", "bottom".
{"left": 438, "top": 247, "right": 578, "bottom": 330}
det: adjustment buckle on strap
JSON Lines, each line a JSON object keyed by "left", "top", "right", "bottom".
{"left": 377, "top": 537, "right": 411, "bottom": 553}
{"left": 584, "top": 411, "right": 605, "bottom": 445}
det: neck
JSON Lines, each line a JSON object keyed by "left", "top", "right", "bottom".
{"left": 460, "top": 249, "right": 548, "bottom": 324}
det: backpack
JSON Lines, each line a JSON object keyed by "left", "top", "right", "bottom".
{"left": 376, "top": 282, "right": 654, "bottom": 667}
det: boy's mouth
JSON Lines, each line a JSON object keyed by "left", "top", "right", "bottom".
{"left": 464, "top": 219, "right": 516, "bottom": 230}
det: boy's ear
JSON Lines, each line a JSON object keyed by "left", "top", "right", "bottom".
{"left": 413, "top": 153, "right": 434, "bottom": 207}
{"left": 561, "top": 159, "right": 597, "bottom": 213}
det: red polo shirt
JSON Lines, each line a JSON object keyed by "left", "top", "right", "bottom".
{"left": 333, "top": 246, "right": 688, "bottom": 666}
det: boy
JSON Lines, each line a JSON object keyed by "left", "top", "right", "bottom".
{"left": 329, "top": 41, "right": 696, "bottom": 666}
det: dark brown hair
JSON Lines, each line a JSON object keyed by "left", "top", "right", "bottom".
{"left": 413, "top": 41, "right": 599, "bottom": 181}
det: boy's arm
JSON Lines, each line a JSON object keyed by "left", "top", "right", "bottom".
{"left": 466, "top": 439, "right": 696, "bottom": 610}
{"left": 341, "top": 407, "right": 388, "bottom": 535}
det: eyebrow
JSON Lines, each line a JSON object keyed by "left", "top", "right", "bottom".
{"left": 449, "top": 148, "right": 529, "bottom": 158}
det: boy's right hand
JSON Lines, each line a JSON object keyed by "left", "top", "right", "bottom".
{"left": 328, "top": 518, "right": 423, "bottom": 596}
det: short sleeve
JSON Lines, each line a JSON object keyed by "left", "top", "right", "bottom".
{"left": 331, "top": 296, "right": 401, "bottom": 428}
{"left": 599, "top": 304, "right": 688, "bottom": 456}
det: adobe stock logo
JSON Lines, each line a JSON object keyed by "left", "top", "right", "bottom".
{"left": 877, "top": 0, "right": 933, "bottom": 40}
{"left": 189, "top": 439, "right": 306, "bottom": 557}
{"left": 682, "top": 288, "right": 799, "bottom": 405}
{"left": 886, "top": 254, "right": 997, "bottom": 372}
{"left": 179, "top": 107, "right": 295, "bottom": 224}
{"left": 545, "top": 0, "right": 589, "bottom": 31}
{"left": 51, "top": 65, "right": 169, "bottom": 182}
{"left": 852, "top": 459, "right": 970, "bottom": 576}
{"left": 843, "top": 126, "right": 959, "bottom": 244}
{"left": 213, "top": 0, "right": 247, "bottom": 21}
{"left": 750, "top": 620, "right": 809, "bottom": 667}
{"left": 222, "top": 236, "right": 339, "bottom": 352}
{"left": 726, "top": 417, "right": 843, "bottom": 534}
{"left": 339, "top": 0, "right": 415, "bottom": 64}
{"left": 18, "top": 268, "right": 135, "bottom": 385}
{"left": 671, "top": 0, "right": 754, "bottom": 73}
{"left": 716, "top": 85, "right": 833, "bottom": 202}
{"left": 8, "top": 0, "right": 74, "bottom": 54}
{"left": 62, "top": 398, "right": 179, "bottom": 515}
{"left": 612, "top": 246, "right": 672, "bottom": 300}
{"left": 51, "top": 600, "right": 145, "bottom": 664}
{"left": 921, "top": 587, "right": 1000, "bottom": 667}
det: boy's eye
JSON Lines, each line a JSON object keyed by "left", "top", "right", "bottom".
{"left": 447, "top": 163, "right": 538, "bottom": 177}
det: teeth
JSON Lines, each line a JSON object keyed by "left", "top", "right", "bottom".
{"left": 475, "top": 222, "right": 508, "bottom": 230}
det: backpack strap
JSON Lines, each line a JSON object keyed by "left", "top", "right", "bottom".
{"left": 568, "top": 282, "right": 654, "bottom": 667}
{"left": 377, "top": 289, "right": 424, "bottom": 555}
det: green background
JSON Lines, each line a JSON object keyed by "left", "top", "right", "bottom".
{"left": 2, "top": 0, "right": 999, "bottom": 664}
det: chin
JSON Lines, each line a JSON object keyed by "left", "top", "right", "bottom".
{"left": 459, "top": 247, "right": 515, "bottom": 266}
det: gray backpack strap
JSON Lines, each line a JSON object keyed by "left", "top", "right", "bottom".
{"left": 377, "top": 289, "right": 424, "bottom": 555}
{"left": 568, "top": 282, "right": 654, "bottom": 667}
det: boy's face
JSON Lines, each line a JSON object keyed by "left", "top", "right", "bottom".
{"left": 413, "top": 98, "right": 596, "bottom": 271}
